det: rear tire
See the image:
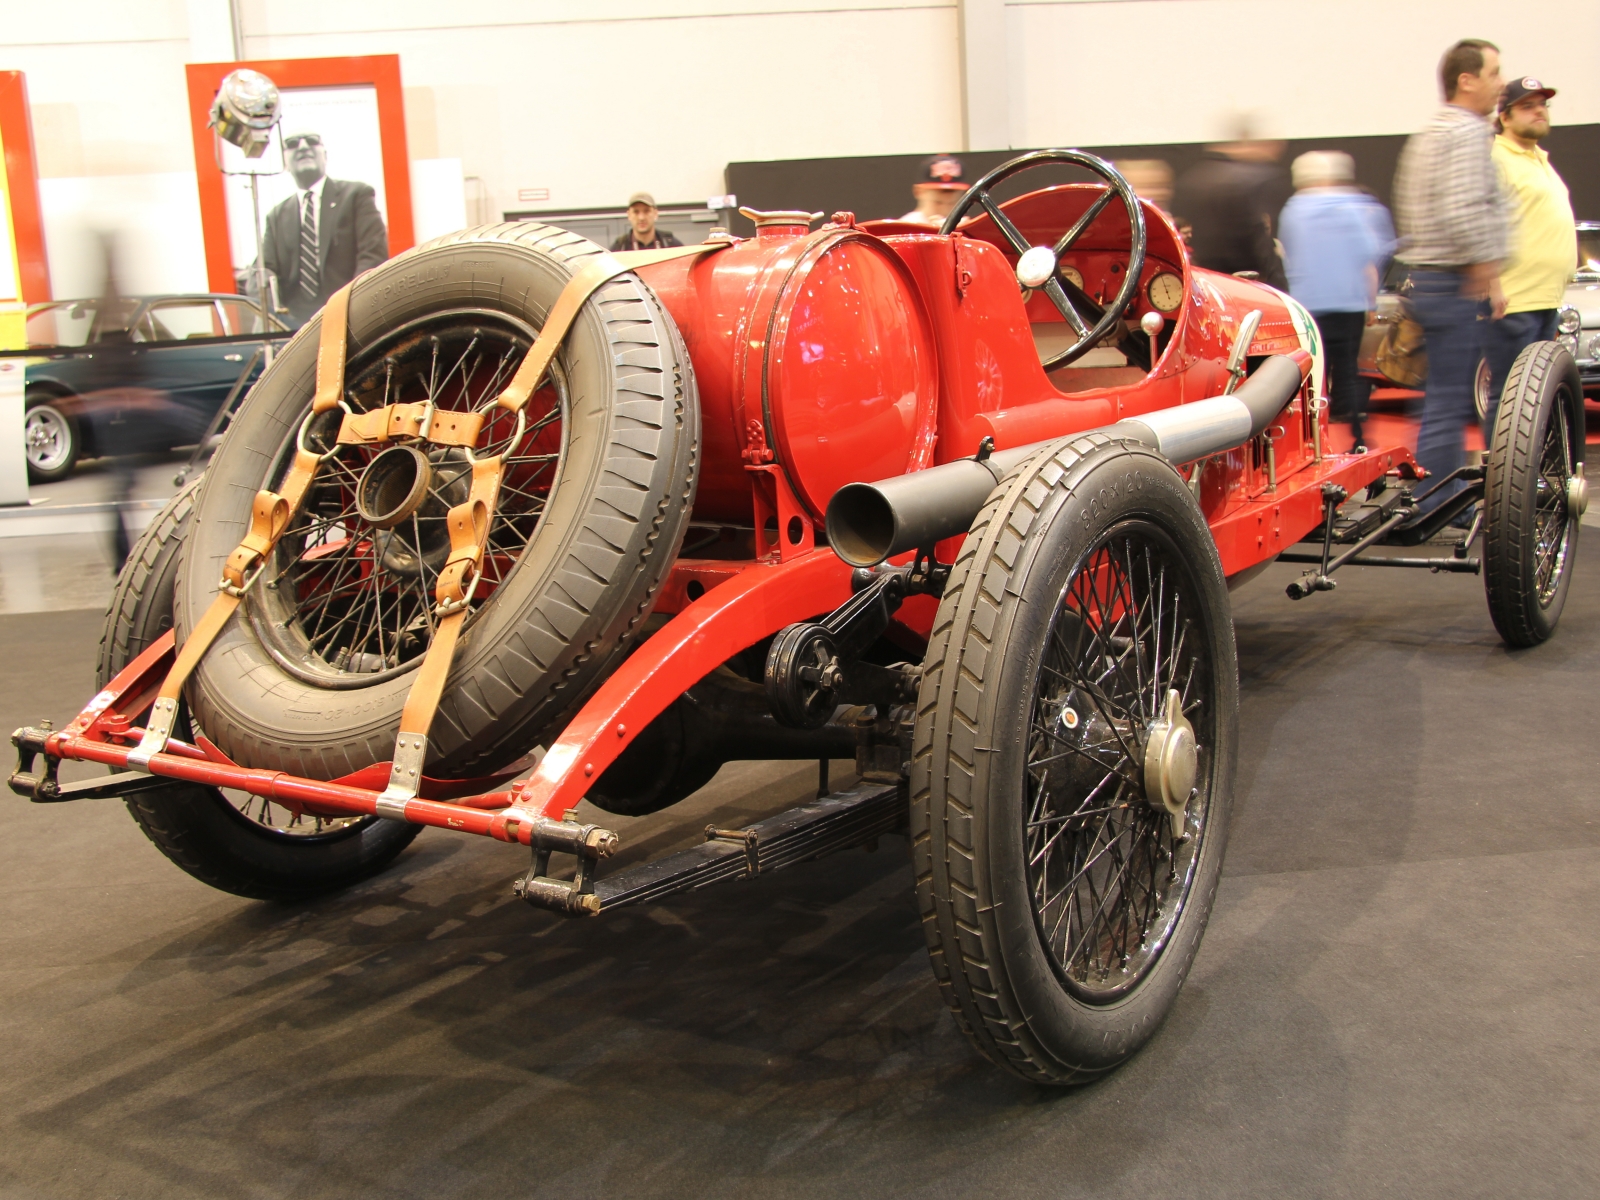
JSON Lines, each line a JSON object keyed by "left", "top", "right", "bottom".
{"left": 99, "top": 483, "right": 420, "bottom": 901}
{"left": 1483, "top": 341, "right": 1583, "bottom": 648}
{"left": 913, "top": 435, "right": 1238, "bottom": 1084}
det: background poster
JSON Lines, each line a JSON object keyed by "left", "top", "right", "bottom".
{"left": 220, "top": 85, "right": 387, "bottom": 281}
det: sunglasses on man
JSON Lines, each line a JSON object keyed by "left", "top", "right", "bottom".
{"left": 283, "top": 134, "right": 323, "bottom": 150}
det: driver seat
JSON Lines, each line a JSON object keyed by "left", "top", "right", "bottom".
{"left": 1037, "top": 335, "right": 1145, "bottom": 393}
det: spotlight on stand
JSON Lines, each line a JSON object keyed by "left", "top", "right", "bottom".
{"left": 210, "top": 68, "right": 280, "bottom": 158}
{"left": 207, "top": 68, "right": 286, "bottom": 372}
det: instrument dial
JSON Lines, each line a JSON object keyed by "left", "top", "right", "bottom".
{"left": 1057, "top": 264, "right": 1084, "bottom": 290}
{"left": 1147, "top": 271, "right": 1184, "bottom": 313}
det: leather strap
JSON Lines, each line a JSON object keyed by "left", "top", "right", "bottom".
{"left": 337, "top": 401, "right": 485, "bottom": 448}
{"left": 377, "top": 240, "right": 732, "bottom": 810}
{"left": 129, "top": 282, "right": 356, "bottom": 766}
{"left": 312, "top": 285, "right": 351, "bottom": 413}
{"left": 391, "top": 458, "right": 502, "bottom": 751}
{"left": 494, "top": 241, "right": 729, "bottom": 416}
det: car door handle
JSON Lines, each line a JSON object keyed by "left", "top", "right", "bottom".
{"left": 224, "top": 353, "right": 243, "bottom": 361}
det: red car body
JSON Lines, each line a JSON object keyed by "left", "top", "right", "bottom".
{"left": 24, "top": 181, "right": 1411, "bottom": 848}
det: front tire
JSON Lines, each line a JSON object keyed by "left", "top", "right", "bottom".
{"left": 99, "top": 482, "right": 421, "bottom": 901}
{"left": 1483, "top": 341, "right": 1583, "bottom": 648}
{"left": 913, "top": 435, "right": 1238, "bottom": 1084}
{"left": 24, "top": 391, "right": 79, "bottom": 482}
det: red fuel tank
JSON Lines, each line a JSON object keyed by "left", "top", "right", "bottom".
{"left": 636, "top": 216, "right": 939, "bottom": 524}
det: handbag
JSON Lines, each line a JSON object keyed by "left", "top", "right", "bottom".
{"left": 1375, "top": 308, "right": 1427, "bottom": 388}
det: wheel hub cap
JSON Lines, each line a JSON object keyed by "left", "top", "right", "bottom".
{"left": 1568, "top": 463, "right": 1588, "bottom": 517}
{"left": 355, "top": 444, "right": 433, "bottom": 529}
{"left": 1143, "top": 688, "right": 1197, "bottom": 836}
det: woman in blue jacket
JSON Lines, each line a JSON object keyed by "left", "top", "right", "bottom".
{"left": 1280, "top": 151, "right": 1397, "bottom": 452}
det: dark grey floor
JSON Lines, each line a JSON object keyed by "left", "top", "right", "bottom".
{"left": 2, "top": 553, "right": 1598, "bottom": 1199}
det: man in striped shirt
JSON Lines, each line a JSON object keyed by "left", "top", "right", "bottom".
{"left": 1393, "top": 39, "right": 1509, "bottom": 517}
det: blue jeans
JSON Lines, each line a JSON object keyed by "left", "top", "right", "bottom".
{"left": 1483, "top": 308, "right": 1557, "bottom": 437}
{"left": 1408, "top": 269, "right": 1488, "bottom": 514}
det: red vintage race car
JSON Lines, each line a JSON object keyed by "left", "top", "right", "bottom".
{"left": 10, "top": 151, "right": 1588, "bottom": 1085}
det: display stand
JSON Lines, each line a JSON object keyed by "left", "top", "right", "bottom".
{"left": 0, "top": 358, "right": 24, "bottom": 507}
{"left": 0, "top": 71, "right": 49, "bottom": 508}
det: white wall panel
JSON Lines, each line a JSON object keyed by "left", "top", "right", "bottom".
{"left": 1007, "top": 0, "right": 1600, "bottom": 149}
{"left": 2, "top": 28, "right": 207, "bottom": 296}
{"left": 6, "top": 0, "right": 1599, "bottom": 302}
{"left": 242, "top": 6, "right": 963, "bottom": 214}
{"left": 238, "top": 0, "right": 952, "bottom": 35}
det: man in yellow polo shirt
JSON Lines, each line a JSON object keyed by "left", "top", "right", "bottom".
{"left": 1486, "top": 75, "right": 1577, "bottom": 432}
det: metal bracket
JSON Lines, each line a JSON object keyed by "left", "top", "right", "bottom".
{"left": 509, "top": 813, "right": 621, "bottom": 917}
{"left": 706, "top": 825, "right": 760, "bottom": 877}
{"left": 375, "top": 733, "right": 428, "bottom": 817}
{"left": 125, "top": 696, "right": 180, "bottom": 770}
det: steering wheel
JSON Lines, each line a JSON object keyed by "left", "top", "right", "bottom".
{"left": 941, "top": 149, "right": 1148, "bottom": 370}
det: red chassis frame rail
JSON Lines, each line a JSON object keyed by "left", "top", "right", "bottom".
{"left": 21, "top": 446, "right": 1405, "bottom": 847}
{"left": 28, "top": 547, "right": 856, "bottom": 845}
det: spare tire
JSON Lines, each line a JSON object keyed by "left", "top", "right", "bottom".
{"left": 175, "top": 223, "right": 700, "bottom": 779}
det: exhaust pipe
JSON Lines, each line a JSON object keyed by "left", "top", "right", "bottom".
{"left": 826, "top": 354, "right": 1307, "bottom": 567}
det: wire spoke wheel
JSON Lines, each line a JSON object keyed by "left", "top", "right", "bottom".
{"left": 1531, "top": 399, "right": 1575, "bottom": 605}
{"left": 915, "top": 436, "right": 1236, "bottom": 1084}
{"left": 177, "top": 224, "right": 699, "bottom": 781}
{"left": 1484, "top": 340, "right": 1583, "bottom": 647}
{"left": 1026, "top": 521, "right": 1212, "bottom": 1001}
{"left": 248, "top": 311, "right": 563, "bottom": 685}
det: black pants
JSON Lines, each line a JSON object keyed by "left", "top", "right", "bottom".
{"left": 1313, "top": 310, "right": 1371, "bottom": 428}
{"left": 1482, "top": 308, "right": 1557, "bottom": 437}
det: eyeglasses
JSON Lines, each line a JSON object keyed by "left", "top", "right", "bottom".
{"left": 283, "top": 134, "right": 323, "bottom": 150}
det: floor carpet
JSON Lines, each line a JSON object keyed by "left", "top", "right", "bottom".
{"left": 1, "top": 544, "right": 1597, "bottom": 1199}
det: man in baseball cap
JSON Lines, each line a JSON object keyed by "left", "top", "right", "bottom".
{"left": 899, "top": 154, "right": 968, "bottom": 227}
{"left": 1484, "top": 75, "right": 1574, "bottom": 432}
{"left": 612, "top": 191, "right": 682, "bottom": 251}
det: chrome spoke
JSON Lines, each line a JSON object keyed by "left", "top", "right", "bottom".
{"left": 248, "top": 311, "right": 565, "bottom": 690}
{"left": 1025, "top": 522, "right": 1213, "bottom": 998}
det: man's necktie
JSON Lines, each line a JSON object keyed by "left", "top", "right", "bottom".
{"left": 297, "top": 191, "right": 320, "bottom": 306}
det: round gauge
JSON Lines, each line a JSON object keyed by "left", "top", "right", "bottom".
{"left": 1147, "top": 271, "right": 1184, "bottom": 313}
{"left": 1057, "top": 264, "right": 1084, "bottom": 290}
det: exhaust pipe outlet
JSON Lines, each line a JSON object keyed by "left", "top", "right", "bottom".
{"left": 826, "top": 353, "right": 1307, "bottom": 567}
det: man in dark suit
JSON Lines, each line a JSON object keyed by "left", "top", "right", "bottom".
{"left": 261, "top": 132, "right": 389, "bottom": 327}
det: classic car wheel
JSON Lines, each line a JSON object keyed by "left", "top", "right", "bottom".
{"left": 1473, "top": 355, "right": 1492, "bottom": 427}
{"left": 913, "top": 435, "right": 1237, "bottom": 1084}
{"left": 175, "top": 223, "right": 700, "bottom": 780}
{"left": 23, "top": 391, "right": 80, "bottom": 483}
{"left": 1483, "top": 341, "right": 1583, "bottom": 648}
{"left": 98, "top": 482, "right": 419, "bottom": 900}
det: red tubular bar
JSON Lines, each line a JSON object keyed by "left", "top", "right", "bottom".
{"left": 34, "top": 551, "right": 856, "bottom": 848}
{"left": 45, "top": 730, "right": 517, "bottom": 836}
